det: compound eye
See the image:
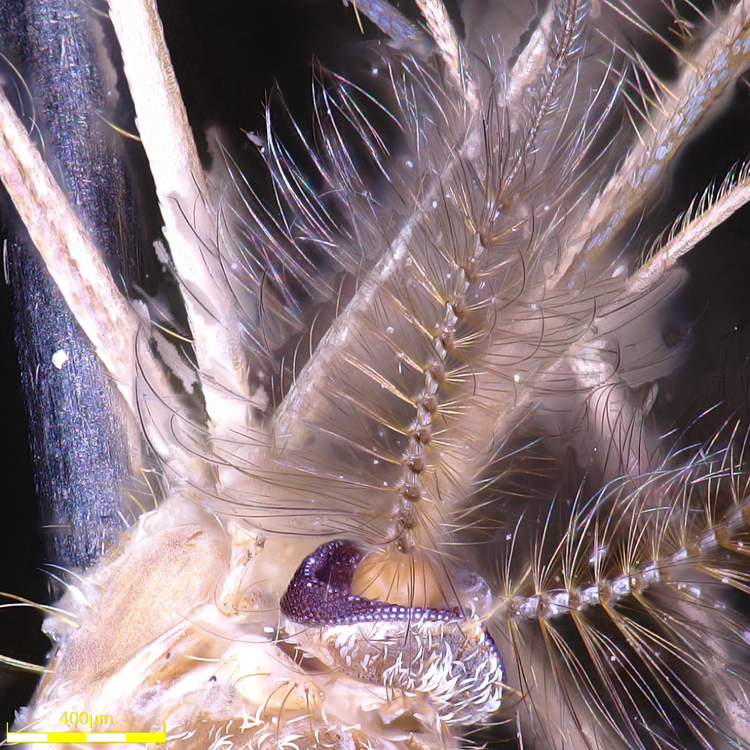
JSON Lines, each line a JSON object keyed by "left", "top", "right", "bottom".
{"left": 280, "top": 540, "right": 506, "bottom": 728}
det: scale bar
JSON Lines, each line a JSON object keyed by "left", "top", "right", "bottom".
{"left": 6, "top": 730, "right": 166, "bottom": 743}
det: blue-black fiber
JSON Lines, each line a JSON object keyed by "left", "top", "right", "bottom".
{"left": 0, "top": 0, "right": 141, "bottom": 571}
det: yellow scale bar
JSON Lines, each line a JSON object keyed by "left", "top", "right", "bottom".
{"left": 6, "top": 728, "right": 166, "bottom": 744}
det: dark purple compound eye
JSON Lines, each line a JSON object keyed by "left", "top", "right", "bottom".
{"left": 280, "top": 540, "right": 506, "bottom": 727}
{"left": 280, "top": 539, "right": 462, "bottom": 625}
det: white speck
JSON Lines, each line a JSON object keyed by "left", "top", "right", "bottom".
{"left": 386, "top": 326, "right": 395, "bottom": 334}
{"left": 588, "top": 544, "right": 607, "bottom": 566}
{"left": 405, "top": 159, "right": 414, "bottom": 169}
{"left": 513, "top": 373, "right": 520, "bottom": 383}
{"left": 246, "top": 131, "right": 263, "bottom": 147}
{"left": 52, "top": 349, "right": 69, "bottom": 369}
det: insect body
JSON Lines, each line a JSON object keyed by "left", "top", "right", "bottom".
{"left": 5, "top": 1, "right": 750, "bottom": 749}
